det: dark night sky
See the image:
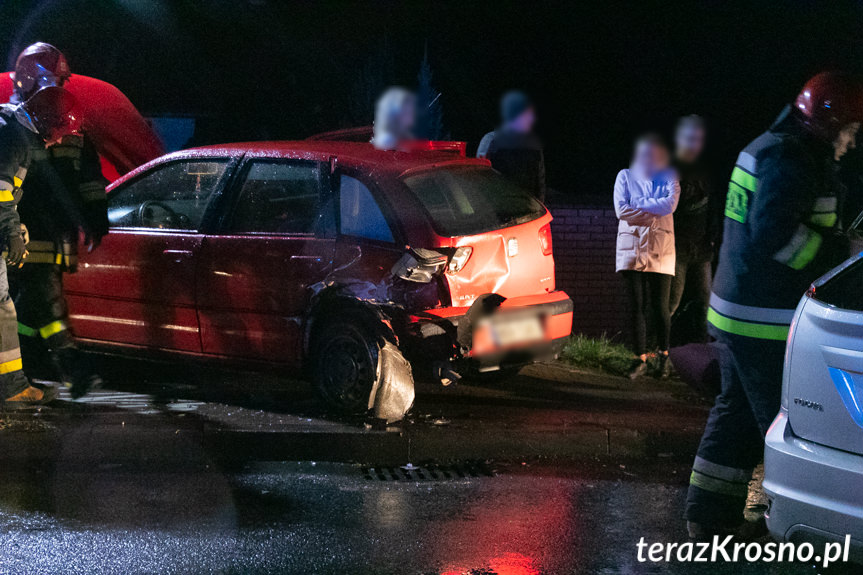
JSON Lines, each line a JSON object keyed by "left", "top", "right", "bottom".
{"left": 3, "top": 0, "right": 863, "bottom": 199}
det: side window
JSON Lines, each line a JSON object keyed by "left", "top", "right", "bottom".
{"left": 108, "top": 160, "right": 229, "bottom": 231}
{"left": 229, "top": 161, "right": 326, "bottom": 234}
{"left": 339, "top": 175, "right": 394, "bottom": 243}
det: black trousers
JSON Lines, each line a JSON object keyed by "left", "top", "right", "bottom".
{"left": 669, "top": 258, "right": 712, "bottom": 345}
{"left": 9, "top": 263, "right": 91, "bottom": 384}
{"left": 621, "top": 270, "right": 672, "bottom": 355}
{"left": 686, "top": 333, "right": 785, "bottom": 528}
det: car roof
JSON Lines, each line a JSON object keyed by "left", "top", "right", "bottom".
{"left": 111, "top": 141, "right": 489, "bottom": 189}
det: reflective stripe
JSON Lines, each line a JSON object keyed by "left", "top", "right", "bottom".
{"left": 79, "top": 181, "right": 105, "bottom": 202}
{"left": 708, "top": 293, "right": 795, "bottom": 325}
{"left": 693, "top": 456, "right": 751, "bottom": 483}
{"left": 774, "top": 224, "right": 822, "bottom": 270}
{"left": 736, "top": 151, "right": 757, "bottom": 173}
{"left": 809, "top": 212, "right": 838, "bottom": 227}
{"left": 813, "top": 197, "right": 838, "bottom": 212}
{"left": 26, "top": 240, "right": 54, "bottom": 253}
{"left": 39, "top": 320, "right": 67, "bottom": 339}
{"left": 0, "top": 348, "right": 21, "bottom": 364}
{"left": 730, "top": 166, "right": 757, "bottom": 192}
{"left": 724, "top": 181, "right": 748, "bottom": 223}
{"left": 50, "top": 146, "right": 82, "bottom": 159}
{"left": 17, "top": 323, "right": 37, "bottom": 337}
{"left": 0, "top": 188, "right": 13, "bottom": 203}
{"left": 0, "top": 357, "right": 23, "bottom": 375}
{"left": 12, "top": 176, "right": 22, "bottom": 188}
{"left": 689, "top": 470, "right": 749, "bottom": 498}
{"left": 707, "top": 308, "right": 790, "bottom": 340}
{"left": 24, "top": 252, "right": 60, "bottom": 264}
{"left": 54, "top": 253, "right": 62, "bottom": 265}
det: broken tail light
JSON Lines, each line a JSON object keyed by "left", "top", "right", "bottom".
{"left": 538, "top": 223, "right": 553, "bottom": 256}
{"left": 447, "top": 246, "right": 473, "bottom": 274}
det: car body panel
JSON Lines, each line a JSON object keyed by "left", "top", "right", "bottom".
{"left": 66, "top": 230, "right": 203, "bottom": 351}
{"left": 765, "top": 252, "right": 863, "bottom": 546}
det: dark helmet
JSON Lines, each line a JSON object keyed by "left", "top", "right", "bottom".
{"left": 794, "top": 72, "right": 863, "bottom": 141}
{"left": 20, "top": 86, "right": 78, "bottom": 141}
{"left": 13, "top": 42, "right": 71, "bottom": 101}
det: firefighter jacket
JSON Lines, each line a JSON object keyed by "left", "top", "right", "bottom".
{"left": 709, "top": 107, "right": 850, "bottom": 341}
{"left": 17, "top": 132, "right": 108, "bottom": 271}
{"left": 0, "top": 104, "right": 39, "bottom": 243}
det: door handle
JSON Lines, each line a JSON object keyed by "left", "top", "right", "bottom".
{"left": 290, "top": 255, "right": 323, "bottom": 261}
{"left": 163, "top": 249, "right": 193, "bottom": 263}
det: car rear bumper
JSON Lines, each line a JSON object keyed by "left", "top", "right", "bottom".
{"left": 763, "top": 409, "right": 863, "bottom": 556}
{"left": 406, "top": 291, "right": 573, "bottom": 371}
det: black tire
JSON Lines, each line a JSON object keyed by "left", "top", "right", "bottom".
{"left": 310, "top": 315, "right": 380, "bottom": 414}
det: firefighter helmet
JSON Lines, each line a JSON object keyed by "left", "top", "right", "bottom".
{"left": 20, "top": 86, "right": 78, "bottom": 142}
{"left": 13, "top": 42, "right": 71, "bottom": 101}
{"left": 794, "top": 72, "right": 863, "bottom": 140}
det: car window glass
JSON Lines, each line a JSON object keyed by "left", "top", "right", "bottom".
{"left": 230, "top": 161, "right": 324, "bottom": 234}
{"left": 402, "top": 166, "right": 545, "bottom": 236}
{"left": 108, "top": 160, "right": 229, "bottom": 231}
{"left": 339, "top": 175, "right": 394, "bottom": 243}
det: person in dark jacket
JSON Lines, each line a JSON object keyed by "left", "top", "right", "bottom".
{"left": 669, "top": 115, "right": 720, "bottom": 344}
{"left": 0, "top": 86, "right": 77, "bottom": 406}
{"left": 686, "top": 72, "right": 862, "bottom": 539}
{"left": 6, "top": 43, "right": 108, "bottom": 399}
{"left": 477, "top": 91, "right": 546, "bottom": 202}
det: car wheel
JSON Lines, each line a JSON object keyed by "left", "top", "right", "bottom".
{"left": 311, "top": 316, "right": 379, "bottom": 414}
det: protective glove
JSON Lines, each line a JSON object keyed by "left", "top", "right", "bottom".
{"left": 6, "top": 232, "right": 27, "bottom": 268}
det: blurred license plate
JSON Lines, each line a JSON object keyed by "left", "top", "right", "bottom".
{"left": 492, "top": 316, "right": 544, "bottom": 346}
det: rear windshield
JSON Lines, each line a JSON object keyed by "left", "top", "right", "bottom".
{"left": 402, "top": 166, "right": 546, "bottom": 237}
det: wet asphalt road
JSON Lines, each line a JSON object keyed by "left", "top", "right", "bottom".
{"left": 0, "top": 357, "right": 854, "bottom": 574}
{"left": 0, "top": 461, "right": 849, "bottom": 575}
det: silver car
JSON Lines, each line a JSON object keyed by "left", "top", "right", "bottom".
{"left": 763, "top": 248, "right": 863, "bottom": 558}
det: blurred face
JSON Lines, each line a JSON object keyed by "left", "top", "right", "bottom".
{"left": 633, "top": 140, "right": 669, "bottom": 175}
{"left": 675, "top": 122, "right": 706, "bottom": 163}
{"left": 833, "top": 122, "right": 860, "bottom": 161}
{"left": 509, "top": 106, "right": 536, "bottom": 133}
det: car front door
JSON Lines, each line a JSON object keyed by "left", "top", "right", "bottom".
{"left": 196, "top": 158, "right": 336, "bottom": 363}
{"left": 66, "top": 157, "right": 235, "bottom": 351}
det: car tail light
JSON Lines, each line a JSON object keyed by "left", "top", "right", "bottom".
{"left": 447, "top": 246, "right": 472, "bottom": 273}
{"left": 538, "top": 223, "right": 553, "bottom": 256}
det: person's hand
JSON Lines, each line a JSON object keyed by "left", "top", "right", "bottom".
{"left": 84, "top": 231, "right": 105, "bottom": 253}
{"left": 6, "top": 233, "right": 27, "bottom": 268}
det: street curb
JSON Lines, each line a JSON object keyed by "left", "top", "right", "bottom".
{"left": 0, "top": 418, "right": 701, "bottom": 466}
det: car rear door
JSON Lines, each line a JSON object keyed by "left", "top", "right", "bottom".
{"left": 196, "top": 158, "right": 336, "bottom": 364}
{"left": 66, "top": 157, "right": 235, "bottom": 351}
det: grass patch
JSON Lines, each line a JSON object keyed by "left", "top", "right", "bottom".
{"left": 560, "top": 334, "right": 633, "bottom": 377}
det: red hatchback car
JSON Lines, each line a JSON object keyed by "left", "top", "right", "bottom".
{"left": 64, "top": 141, "right": 573, "bottom": 421}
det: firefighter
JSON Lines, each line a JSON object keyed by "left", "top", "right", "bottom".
{"left": 0, "top": 86, "right": 77, "bottom": 406}
{"left": 8, "top": 44, "right": 107, "bottom": 399}
{"left": 686, "top": 72, "right": 863, "bottom": 538}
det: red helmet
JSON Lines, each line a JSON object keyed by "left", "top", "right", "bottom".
{"left": 20, "top": 86, "right": 78, "bottom": 141}
{"left": 13, "top": 42, "right": 71, "bottom": 101}
{"left": 794, "top": 72, "right": 863, "bottom": 140}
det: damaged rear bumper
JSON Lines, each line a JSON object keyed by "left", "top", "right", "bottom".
{"left": 405, "top": 291, "right": 573, "bottom": 372}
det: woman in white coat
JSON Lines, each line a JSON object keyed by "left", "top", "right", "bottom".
{"left": 613, "top": 134, "right": 681, "bottom": 379}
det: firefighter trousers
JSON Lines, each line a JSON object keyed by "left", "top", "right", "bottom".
{"left": 0, "top": 258, "right": 29, "bottom": 399}
{"left": 685, "top": 332, "right": 785, "bottom": 528}
{"left": 10, "top": 263, "right": 93, "bottom": 386}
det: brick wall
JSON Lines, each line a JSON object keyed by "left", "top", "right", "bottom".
{"left": 549, "top": 203, "right": 630, "bottom": 341}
